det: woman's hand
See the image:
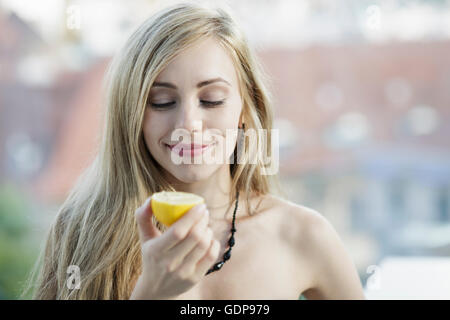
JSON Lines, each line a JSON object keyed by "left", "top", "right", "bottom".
{"left": 130, "top": 197, "right": 220, "bottom": 300}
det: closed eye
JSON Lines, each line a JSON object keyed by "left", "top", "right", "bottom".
{"left": 150, "top": 101, "right": 175, "bottom": 109}
{"left": 201, "top": 100, "right": 225, "bottom": 107}
{"left": 150, "top": 100, "right": 225, "bottom": 109}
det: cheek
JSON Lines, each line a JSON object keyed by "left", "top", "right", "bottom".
{"left": 212, "top": 98, "right": 242, "bottom": 129}
{"left": 143, "top": 111, "right": 165, "bottom": 152}
{"left": 207, "top": 110, "right": 241, "bottom": 159}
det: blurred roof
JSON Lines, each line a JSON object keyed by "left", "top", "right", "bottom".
{"left": 260, "top": 41, "right": 450, "bottom": 174}
{"left": 32, "top": 58, "right": 109, "bottom": 203}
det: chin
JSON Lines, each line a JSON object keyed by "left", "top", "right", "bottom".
{"left": 167, "top": 163, "right": 221, "bottom": 184}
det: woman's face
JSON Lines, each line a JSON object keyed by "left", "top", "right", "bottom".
{"left": 143, "top": 37, "right": 243, "bottom": 183}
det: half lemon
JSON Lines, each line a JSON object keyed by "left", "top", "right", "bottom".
{"left": 151, "top": 191, "right": 205, "bottom": 227}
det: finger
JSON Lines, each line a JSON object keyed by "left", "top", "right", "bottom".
{"left": 135, "top": 197, "right": 161, "bottom": 243}
{"left": 158, "top": 203, "right": 208, "bottom": 250}
{"left": 196, "top": 239, "right": 220, "bottom": 276}
{"left": 165, "top": 212, "right": 209, "bottom": 262}
{"left": 179, "top": 228, "right": 213, "bottom": 272}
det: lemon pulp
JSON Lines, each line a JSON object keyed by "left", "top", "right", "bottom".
{"left": 151, "top": 191, "right": 205, "bottom": 226}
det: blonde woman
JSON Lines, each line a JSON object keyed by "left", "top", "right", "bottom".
{"left": 27, "top": 2, "right": 365, "bottom": 300}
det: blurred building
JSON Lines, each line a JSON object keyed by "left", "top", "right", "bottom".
{"left": 0, "top": 7, "right": 87, "bottom": 186}
{"left": 263, "top": 42, "right": 450, "bottom": 267}
{"left": 0, "top": 9, "right": 47, "bottom": 183}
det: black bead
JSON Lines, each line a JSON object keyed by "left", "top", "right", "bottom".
{"left": 231, "top": 227, "right": 237, "bottom": 233}
{"left": 214, "top": 261, "right": 224, "bottom": 270}
{"left": 228, "top": 236, "right": 235, "bottom": 247}
{"left": 224, "top": 249, "right": 232, "bottom": 261}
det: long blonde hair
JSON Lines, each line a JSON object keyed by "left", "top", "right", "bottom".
{"left": 24, "top": 1, "right": 282, "bottom": 299}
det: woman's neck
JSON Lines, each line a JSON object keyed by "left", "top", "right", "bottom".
{"left": 168, "top": 165, "right": 236, "bottom": 221}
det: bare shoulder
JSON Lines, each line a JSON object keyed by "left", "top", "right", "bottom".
{"left": 256, "top": 193, "right": 324, "bottom": 240}
{"left": 260, "top": 193, "right": 366, "bottom": 299}
{"left": 259, "top": 193, "right": 342, "bottom": 247}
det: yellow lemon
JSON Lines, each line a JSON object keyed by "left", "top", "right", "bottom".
{"left": 151, "top": 191, "right": 205, "bottom": 227}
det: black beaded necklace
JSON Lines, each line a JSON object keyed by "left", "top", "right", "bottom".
{"left": 205, "top": 190, "right": 239, "bottom": 275}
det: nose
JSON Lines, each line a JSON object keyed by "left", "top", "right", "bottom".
{"left": 174, "top": 100, "right": 204, "bottom": 133}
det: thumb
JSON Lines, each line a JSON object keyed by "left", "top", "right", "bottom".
{"left": 135, "top": 197, "right": 162, "bottom": 243}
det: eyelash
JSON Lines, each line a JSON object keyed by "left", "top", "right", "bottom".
{"left": 150, "top": 100, "right": 225, "bottom": 109}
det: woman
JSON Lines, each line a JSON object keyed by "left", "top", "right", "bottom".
{"left": 27, "top": 2, "right": 365, "bottom": 300}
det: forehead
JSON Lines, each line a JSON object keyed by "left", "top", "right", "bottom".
{"left": 154, "top": 37, "right": 239, "bottom": 86}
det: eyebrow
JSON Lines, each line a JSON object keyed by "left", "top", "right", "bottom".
{"left": 152, "top": 77, "right": 231, "bottom": 89}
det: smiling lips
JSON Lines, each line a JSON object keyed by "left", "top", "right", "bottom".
{"left": 165, "top": 142, "right": 214, "bottom": 157}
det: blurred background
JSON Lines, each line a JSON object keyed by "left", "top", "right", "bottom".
{"left": 1, "top": 0, "right": 450, "bottom": 299}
